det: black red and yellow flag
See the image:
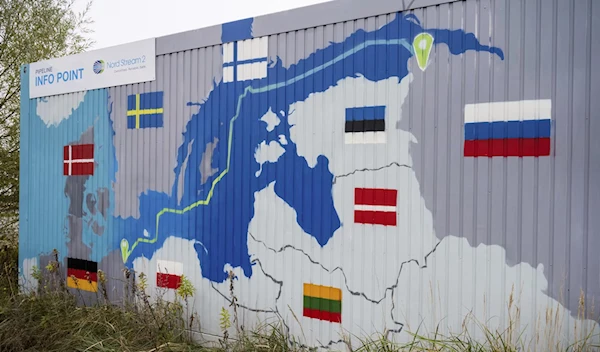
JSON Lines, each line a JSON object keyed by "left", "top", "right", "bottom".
{"left": 66, "top": 257, "right": 98, "bottom": 292}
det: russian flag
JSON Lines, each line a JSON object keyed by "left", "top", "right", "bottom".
{"left": 463, "top": 99, "right": 552, "bottom": 157}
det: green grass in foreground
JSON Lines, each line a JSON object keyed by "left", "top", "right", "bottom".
{"left": 1, "top": 246, "right": 599, "bottom": 351}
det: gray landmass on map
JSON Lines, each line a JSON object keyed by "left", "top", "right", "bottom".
{"left": 37, "top": 253, "right": 64, "bottom": 292}
{"left": 61, "top": 125, "right": 125, "bottom": 305}
{"left": 64, "top": 127, "right": 93, "bottom": 219}
{"left": 64, "top": 126, "right": 94, "bottom": 261}
{"left": 66, "top": 216, "right": 91, "bottom": 260}
{"left": 90, "top": 220, "right": 105, "bottom": 236}
{"left": 200, "top": 137, "right": 219, "bottom": 185}
{"left": 98, "top": 249, "right": 132, "bottom": 305}
{"left": 85, "top": 188, "right": 107, "bottom": 236}
{"left": 110, "top": 46, "right": 224, "bottom": 219}
{"left": 398, "top": 23, "right": 600, "bottom": 320}
{"left": 96, "top": 188, "right": 110, "bottom": 219}
{"left": 86, "top": 193, "right": 97, "bottom": 215}
{"left": 177, "top": 140, "right": 194, "bottom": 204}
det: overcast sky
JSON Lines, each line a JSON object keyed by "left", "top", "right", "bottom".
{"left": 74, "top": 0, "right": 332, "bottom": 50}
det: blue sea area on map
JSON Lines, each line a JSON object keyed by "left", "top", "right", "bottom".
{"left": 112, "top": 14, "right": 504, "bottom": 283}
{"left": 23, "top": 89, "right": 115, "bottom": 265}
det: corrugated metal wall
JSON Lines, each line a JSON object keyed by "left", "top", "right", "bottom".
{"left": 19, "top": 0, "right": 600, "bottom": 349}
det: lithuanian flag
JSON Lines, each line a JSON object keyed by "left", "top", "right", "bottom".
{"left": 66, "top": 257, "right": 98, "bottom": 292}
{"left": 303, "top": 283, "right": 342, "bottom": 323}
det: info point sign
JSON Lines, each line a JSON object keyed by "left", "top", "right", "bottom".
{"left": 28, "top": 38, "right": 156, "bottom": 99}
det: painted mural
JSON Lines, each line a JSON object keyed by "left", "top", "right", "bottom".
{"left": 19, "top": 5, "right": 600, "bottom": 350}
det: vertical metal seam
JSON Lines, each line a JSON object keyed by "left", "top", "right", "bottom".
{"left": 565, "top": 0, "right": 574, "bottom": 324}
{"left": 517, "top": 0, "right": 525, "bottom": 306}
{"left": 549, "top": 0, "right": 558, "bottom": 310}
{"left": 443, "top": 2, "right": 452, "bottom": 332}
{"left": 432, "top": 4, "right": 440, "bottom": 329}
{"left": 532, "top": 0, "right": 542, "bottom": 338}
{"left": 419, "top": 7, "right": 427, "bottom": 326}
{"left": 485, "top": 0, "right": 494, "bottom": 326}
{"left": 471, "top": 0, "right": 479, "bottom": 327}
{"left": 458, "top": 0, "right": 466, "bottom": 327}
{"left": 582, "top": 0, "right": 592, "bottom": 312}
{"left": 501, "top": 0, "right": 510, "bottom": 329}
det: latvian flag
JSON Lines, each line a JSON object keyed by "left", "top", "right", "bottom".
{"left": 344, "top": 106, "right": 386, "bottom": 144}
{"left": 354, "top": 187, "right": 397, "bottom": 226}
{"left": 222, "top": 37, "right": 268, "bottom": 83}
{"left": 156, "top": 260, "right": 183, "bottom": 289}
{"left": 463, "top": 99, "right": 552, "bottom": 157}
{"left": 63, "top": 143, "right": 94, "bottom": 176}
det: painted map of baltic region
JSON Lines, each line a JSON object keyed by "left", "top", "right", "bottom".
{"left": 22, "top": 10, "right": 600, "bottom": 350}
{"left": 116, "top": 14, "right": 503, "bottom": 281}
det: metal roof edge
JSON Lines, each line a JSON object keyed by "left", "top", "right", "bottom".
{"left": 155, "top": 0, "right": 460, "bottom": 55}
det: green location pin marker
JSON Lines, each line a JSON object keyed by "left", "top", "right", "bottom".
{"left": 413, "top": 33, "right": 434, "bottom": 71}
{"left": 120, "top": 239, "right": 129, "bottom": 263}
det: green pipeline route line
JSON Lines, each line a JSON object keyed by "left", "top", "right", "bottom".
{"left": 120, "top": 37, "right": 416, "bottom": 263}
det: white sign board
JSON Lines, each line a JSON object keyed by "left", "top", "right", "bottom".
{"left": 29, "top": 38, "right": 156, "bottom": 98}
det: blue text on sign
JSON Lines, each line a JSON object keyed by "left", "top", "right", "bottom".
{"left": 35, "top": 68, "right": 84, "bottom": 87}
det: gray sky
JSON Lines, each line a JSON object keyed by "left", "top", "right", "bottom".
{"left": 74, "top": 0, "right": 331, "bottom": 50}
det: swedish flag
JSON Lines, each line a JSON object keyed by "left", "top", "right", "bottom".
{"left": 127, "top": 91, "right": 164, "bottom": 129}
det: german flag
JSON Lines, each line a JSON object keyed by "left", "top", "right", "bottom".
{"left": 303, "top": 283, "right": 342, "bottom": 323}
{"left": 66, "top": 257, "right": 98, "bottom": 292}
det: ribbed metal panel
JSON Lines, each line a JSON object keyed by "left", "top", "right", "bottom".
{"left": 19, "top": 0, "right": 599, "bottom": 349}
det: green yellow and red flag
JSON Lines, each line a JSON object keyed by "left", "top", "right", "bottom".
{"left": 303, "top": 283, "right": 342, "bottom": 323}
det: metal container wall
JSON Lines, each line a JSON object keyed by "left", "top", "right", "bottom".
{"left": 19, "top": 0, "right": 600, "bottom": 349}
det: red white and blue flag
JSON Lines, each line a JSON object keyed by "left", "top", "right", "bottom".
{"left": 463, "top": 99, "right": 552, "bottom": 157}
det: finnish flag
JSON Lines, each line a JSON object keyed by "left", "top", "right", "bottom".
{"left": 222, "top": 37, "right": 268, "bottom": 83}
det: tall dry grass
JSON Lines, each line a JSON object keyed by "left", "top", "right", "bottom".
{"left": 349, "top": 282, "right": 600, "bottom": 352}
{"left": 1, "top": 248, "right": 599, "bottom": 351}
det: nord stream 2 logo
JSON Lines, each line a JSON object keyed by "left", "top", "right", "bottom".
{"left": 93, "top": 60, "right": 105, "bottom": 74}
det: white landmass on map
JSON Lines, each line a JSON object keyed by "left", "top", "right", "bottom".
{"left": 247, "top": 73, "right": 600, "bottom": 347}
{"left": 19, "top": 257, "right": 39, "bottom": 293}
{"left": 289, "top": 74, "right": 415, "bottom": 173}
{"left": 248, "top": 181, "right": 600, "bottom": 347}
{"left": 259, "top": 108, "right": 281, "bottom": 132}
{"left": 36, "top": 92, "right": 86, "bottom": 127}
{"left": 394, "top": 235, "right": 600, "bottom": 347}
{"left": 254, "top": 140, "right": 285, "bottom": 177}
{"left": 248, "top": 218, "right": 400, "bottom": 349}
{"left": 278, "top": 135, "right": 288, "bottom": 145}
{"left": 132, "top": 236, "right": 280, "bottom": 338}
{"left": 250, "top": 74, "right": 437, "bottom": 300}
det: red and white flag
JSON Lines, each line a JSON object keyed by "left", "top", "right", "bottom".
{"left": 354, "top": 188, "right": 397, "bottom": 226}
{"left": 63, "top": 144, "right": 94, "bottom": 176}
{"left": 156, "top": 260, "right": 183, "bottom": 289}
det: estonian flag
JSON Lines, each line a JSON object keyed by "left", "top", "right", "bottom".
{"left": 344, "top": 106, "right": 387, "bottom": 144}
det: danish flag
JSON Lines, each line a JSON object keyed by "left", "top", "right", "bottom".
{"left": 63, "top": 144, "right": 94, "bottom": 176}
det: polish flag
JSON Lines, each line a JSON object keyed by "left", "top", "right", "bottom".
{"left": 156, "top": 260, "right": 183, "bottom": 289}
